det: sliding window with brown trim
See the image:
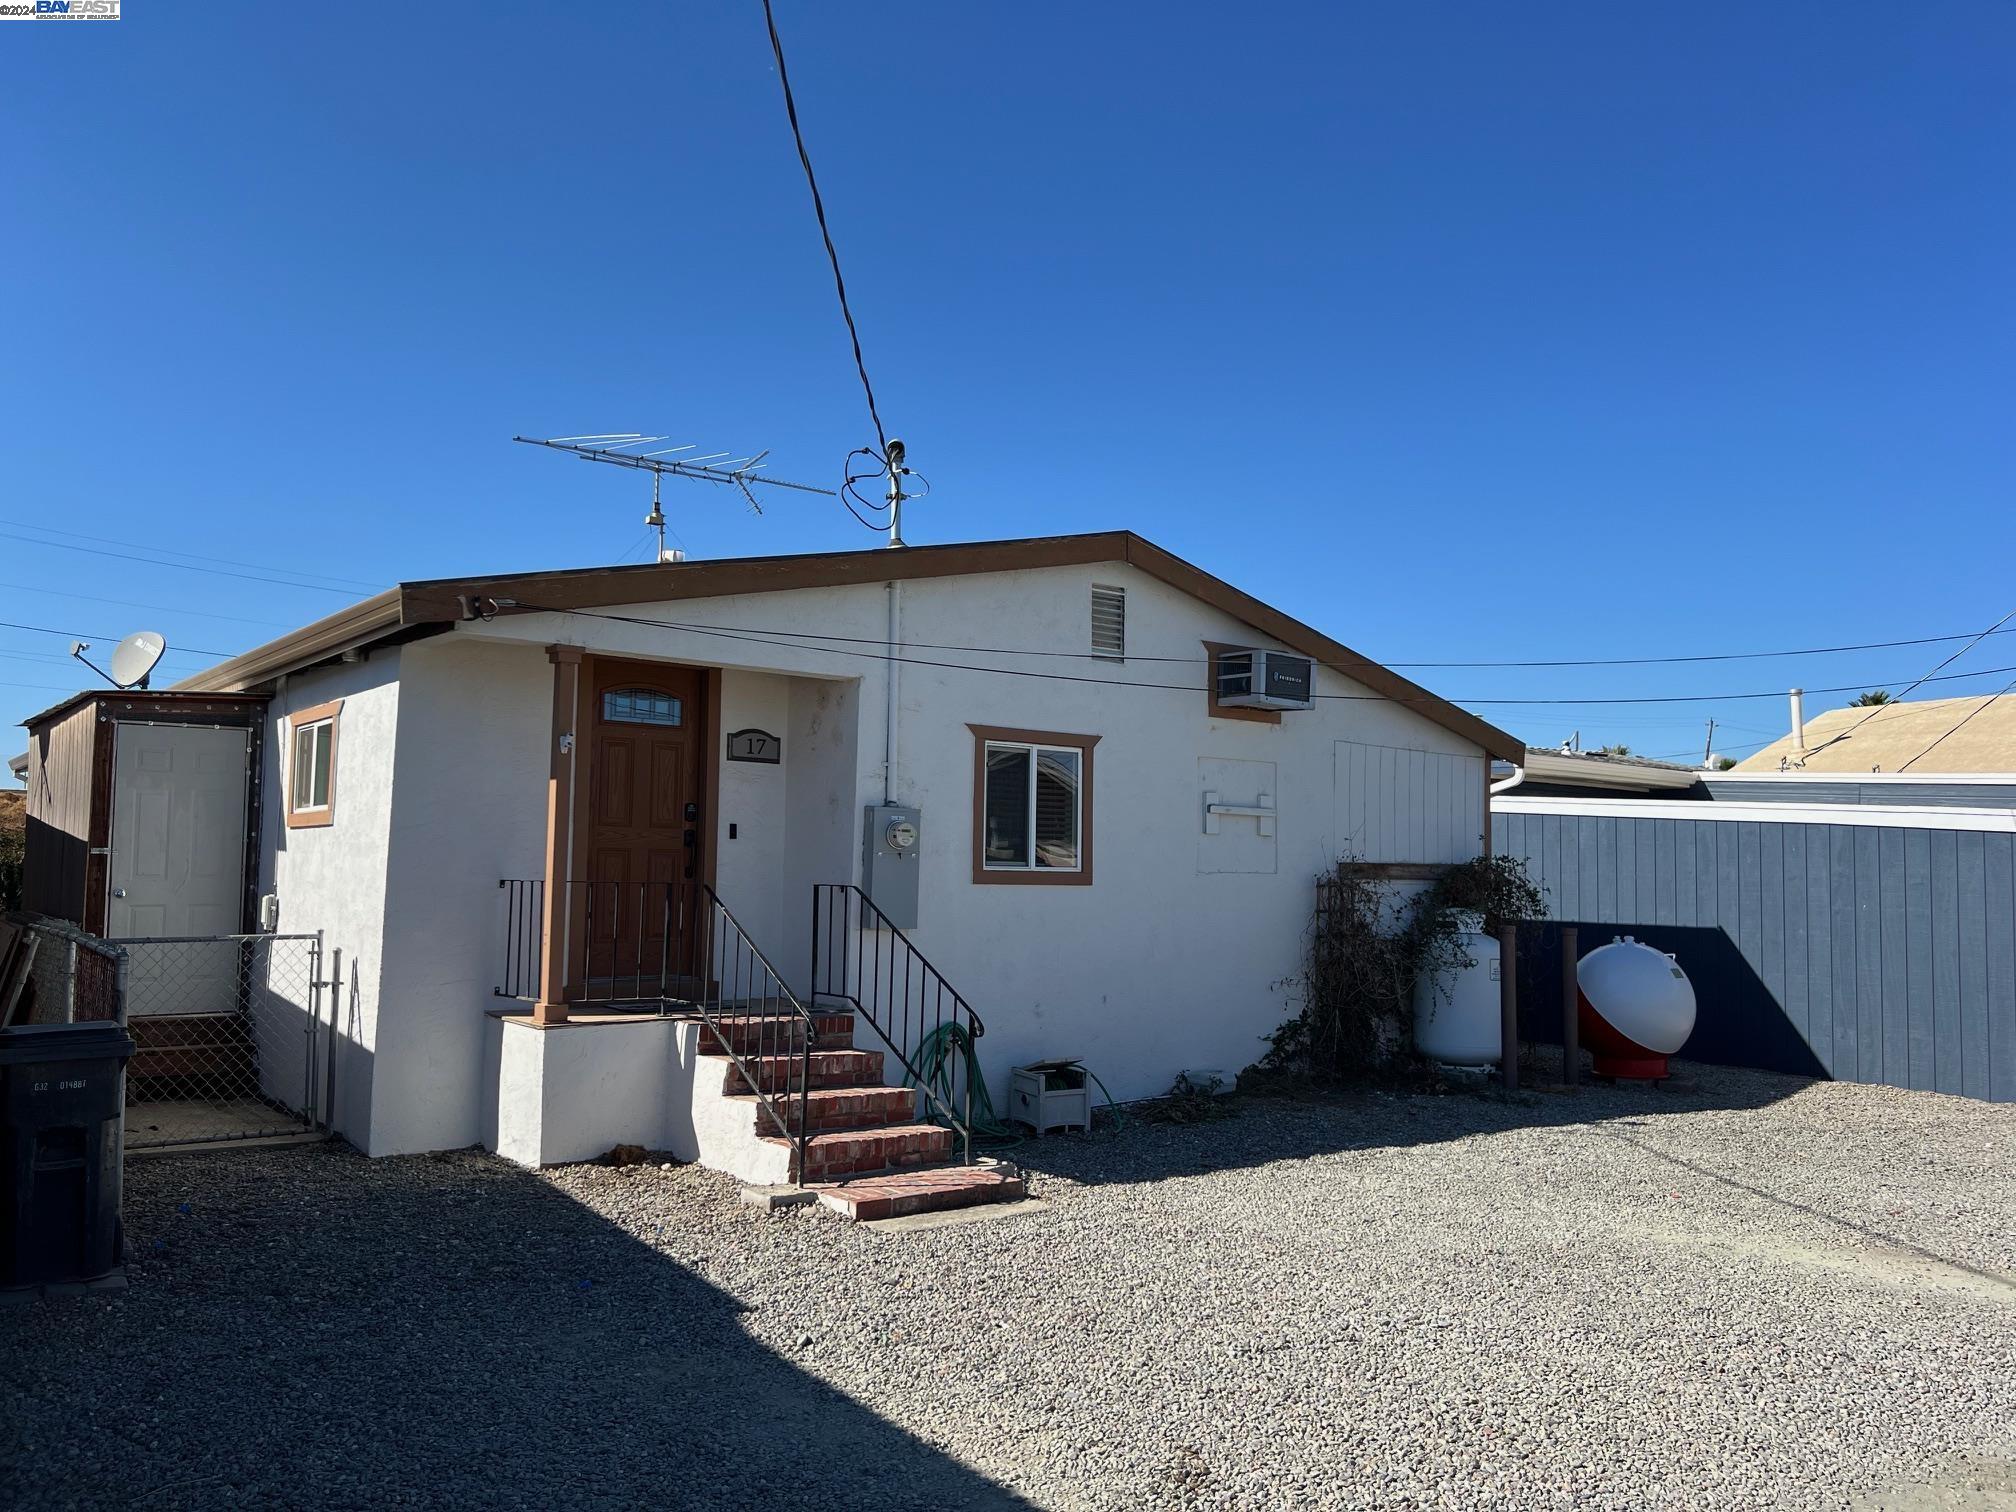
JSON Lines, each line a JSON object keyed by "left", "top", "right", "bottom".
{"left": 284, "top": 700, "right": 341, "bottom": 829}
{"left": 968, "top": 724, "right": 1097, "bottom": 886}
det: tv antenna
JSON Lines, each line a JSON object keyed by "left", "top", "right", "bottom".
{"left": 514, "top": 434, "right": 836, "bottom": 563}
{"left": 72, "top": 630, "right": 167, "bottom": 690}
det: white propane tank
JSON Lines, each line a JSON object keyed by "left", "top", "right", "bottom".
{"left": 1577, "top": 935, "right": 1697, "bottom": 1079}
{"left": 1413, "top": 912, "right": 1501, "bottom": 1066}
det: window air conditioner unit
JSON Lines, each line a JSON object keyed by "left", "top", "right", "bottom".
{"left": 1216, "top": 649, "right": 1314, "bottom": 711}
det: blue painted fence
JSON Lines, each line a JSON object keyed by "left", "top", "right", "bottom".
{"left": 1494, "top": 801, "right": 2016, "bottom": 1103}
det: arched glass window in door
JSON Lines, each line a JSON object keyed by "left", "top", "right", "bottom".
{"left": 602, "top": 688, "right": 683, "bottom": 726}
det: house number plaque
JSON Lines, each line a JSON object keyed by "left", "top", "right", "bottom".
{"left": 726, "top": 728, "right": 781, "bottom": 764}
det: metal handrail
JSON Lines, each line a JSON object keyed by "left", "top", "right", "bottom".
{"left": 493, "top": 877, "right": 818, "bottom": 1183}
{"left": 688, "top": 882, "right": 819, "bottom": 1179}
{"left": 810, "top": 883, "right": 984, "bottom": 1165}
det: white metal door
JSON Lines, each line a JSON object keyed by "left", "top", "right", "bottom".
{"left": 108, "top": 723, "right": 250, "bottom": 1015}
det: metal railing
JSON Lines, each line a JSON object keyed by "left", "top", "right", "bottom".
{"left": 497, "top": 877, "right": 712, "bottom": 1008}
{"left": 496, "top": 878, "right": 818, "bottom": 1181}
{"left": 810, "top": 883, "right": 984, "bottom": 1166}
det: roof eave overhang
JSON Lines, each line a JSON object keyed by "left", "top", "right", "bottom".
{"left": 171, "top": 589, "right": 403, "bottom": 694}
{"left": 1513, "top": 750, "right": 1702, "bottom": 791}
{"left": 175, "top": 532, "right": 1525, "bottom": 761}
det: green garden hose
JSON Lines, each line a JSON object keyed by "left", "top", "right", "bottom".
{"left": 906, "top": 1023, "right": 1125, "bottom": 1143}
{"left": 907, "top": 1022, "right": 1020, "bottom": 1147}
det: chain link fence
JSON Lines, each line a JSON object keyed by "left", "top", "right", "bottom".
{"left": 110, "top": 932, "right": 332, "bottom": 1149}
{"left": 3, "top": 913, "right": 124, "bottom": 1026}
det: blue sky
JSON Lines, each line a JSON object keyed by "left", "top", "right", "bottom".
{"left": 4, "top": 3, "right": 2012, "bottom": 765}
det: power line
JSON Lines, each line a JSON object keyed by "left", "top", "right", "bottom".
{"left": 1385, "top": 627, "right": 2016, "bottom": 671}
{"left": 0, "top": 679, "right": 96, "bottom": 695}
{"left": 0, "top": 518, "right": 383, "bottom": 593}
{"left": 1643, "top": 735, "right": 1778, "bottom": 762}
{"left": 0, "top": 651, "right": 210, "bottom": 677}
{"left": 1897, "top": 675, "right": 2016, "bottom": 773}
{"left": 0, "top": 620, "right": 234, "bottom": 659}
{"left": 760, "top": 0, "right": 891, "bottom": 469}
{"left": 530, "top": 602, "right": 2016, "bottom": 708}
{"left": 1803, "top": 605, "right": 2016, "bottom": 758}
{"left": 0, "top": 530, "right": 380, "bottom": 596}
{"left": 513, "top": 609, "right": 2016, "bottom": 674}
{"left": 0, "top": 580, "right": 294, "bottom": 630}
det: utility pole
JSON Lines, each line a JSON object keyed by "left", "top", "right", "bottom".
{"left": 1702, "top": 717, "right": 1717, "bottom": 768}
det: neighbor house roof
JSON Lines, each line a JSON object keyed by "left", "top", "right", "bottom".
{"left": 1497, "top": 747, "right": 1701, "bottom": 793}
{"left": 1732, "top": 695, "right": 2016, "bottom": 775}
{"left": 173, "top": 531, "right": 1522, "bottom": 760}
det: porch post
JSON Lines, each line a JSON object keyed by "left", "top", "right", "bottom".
{"left": 534, "top": 644, "right": 584, "bottom": 1026}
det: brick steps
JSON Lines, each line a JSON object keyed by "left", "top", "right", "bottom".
{"left": 724, "top": 1084, "right": 918, "bottom": 1132}
{"left": 703, "top": 1011, "right": 855, "bottom": 1057}
{"left": 697, "top": 1004, "right": 1014, "bottom": 1218}
{"left": 816, "top": 1165, "right": 1025, "bottom": 1222}
{"left": 733, "top": 1049, "right": 885, "bottom": 1095}
{"left": 762, "top": 1122, "right": 954, "bottom": 1181}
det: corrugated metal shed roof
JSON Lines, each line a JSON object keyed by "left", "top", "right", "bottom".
{"left": 1733, "top": 694, "right": 2016, "bottom": 775}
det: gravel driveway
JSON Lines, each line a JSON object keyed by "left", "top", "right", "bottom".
{"left": 4, "top": 1063, "right": 2013, "bottom": 1510}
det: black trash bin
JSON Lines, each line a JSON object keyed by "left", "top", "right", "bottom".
{"left": 0, "top": 1021, "right": 135, "bottom": 1293}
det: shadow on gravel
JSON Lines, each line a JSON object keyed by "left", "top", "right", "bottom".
{"left": 1010, "top": 1058, "right": 1811, "bottom": 1189}
{"left": 0, "top": 1144, "right": 1032, "bottom": 1512}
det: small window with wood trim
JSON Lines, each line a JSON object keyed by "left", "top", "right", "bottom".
{"left": 285, "top": 701, "right": 341, "bottom": 829}
{"left": 969, "top": 725, "right": 1098, "bottom": 885}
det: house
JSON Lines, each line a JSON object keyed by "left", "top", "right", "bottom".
{"left": 1492, "top": 747, "right": 1702, "bottom": 800}
{"left": 1733, "top": 693, "right": 2016, "bottom": 776}
{"left": 25, "top": 531, "right": 1521, "bottom": 1188}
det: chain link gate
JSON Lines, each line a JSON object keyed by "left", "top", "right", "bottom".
{"left": 108, "top": 932, "right": 337, "bottom": 1149}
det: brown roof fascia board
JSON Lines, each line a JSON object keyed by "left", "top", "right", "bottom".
{"left": 395, "top": 532, "right": 1133, "bottom": 624}
{"left": 177, "top": 530, "right": 1519, "bottom": 761}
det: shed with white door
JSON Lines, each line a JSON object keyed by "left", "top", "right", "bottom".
{"left": 18, "top": 691, "right": 267, "bottom": 940}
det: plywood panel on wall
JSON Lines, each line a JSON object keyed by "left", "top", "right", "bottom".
{"left": 1333, "top": 741, "right": 1484, "bottom": 865}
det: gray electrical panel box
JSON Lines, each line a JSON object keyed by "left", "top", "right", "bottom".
{"left": 862, "top": 804, "right": 922, "bottom": 929}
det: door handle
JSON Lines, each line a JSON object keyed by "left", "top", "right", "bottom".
{"left": 683, "top": 828, "right": 697, "bottom": 849}
{"left": 111, "top": 888, "right": 127, "bottom": 899}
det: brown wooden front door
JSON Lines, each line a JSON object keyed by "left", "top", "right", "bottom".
{"left": 580, "top": 658, "right": 707, "bottom": 995}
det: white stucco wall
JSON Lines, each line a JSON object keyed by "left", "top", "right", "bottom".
{"left": 714, "top": 670, "right": 793, "bottom": 964}
{"left": 275, "top": 554, "right": 1491, "bottom": 1155}
{"left": 451, "top": 559, "right": 1487, "bottom": 1111}
{"left": 258, "top": 654, "right": 403, "bottom": 1147}
{"left": 371, "top": 636, "right": 551, "bottom": 1155}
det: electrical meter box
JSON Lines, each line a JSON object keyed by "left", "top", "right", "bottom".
{"left": 862, "top": 804, "right": 922, "bottom": 928}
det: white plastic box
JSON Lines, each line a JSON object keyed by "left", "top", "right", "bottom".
{"left": 1010, "top": 1060, "right": 1091, "bottom": 1134}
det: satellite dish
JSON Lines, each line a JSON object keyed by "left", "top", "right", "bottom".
{"left": 108, "top": 631, "right": 167, "bottom": 690}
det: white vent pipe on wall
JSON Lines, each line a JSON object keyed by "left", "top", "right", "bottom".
{"left": 1790, "top": 688, "right": 1806, "bottom": 751}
